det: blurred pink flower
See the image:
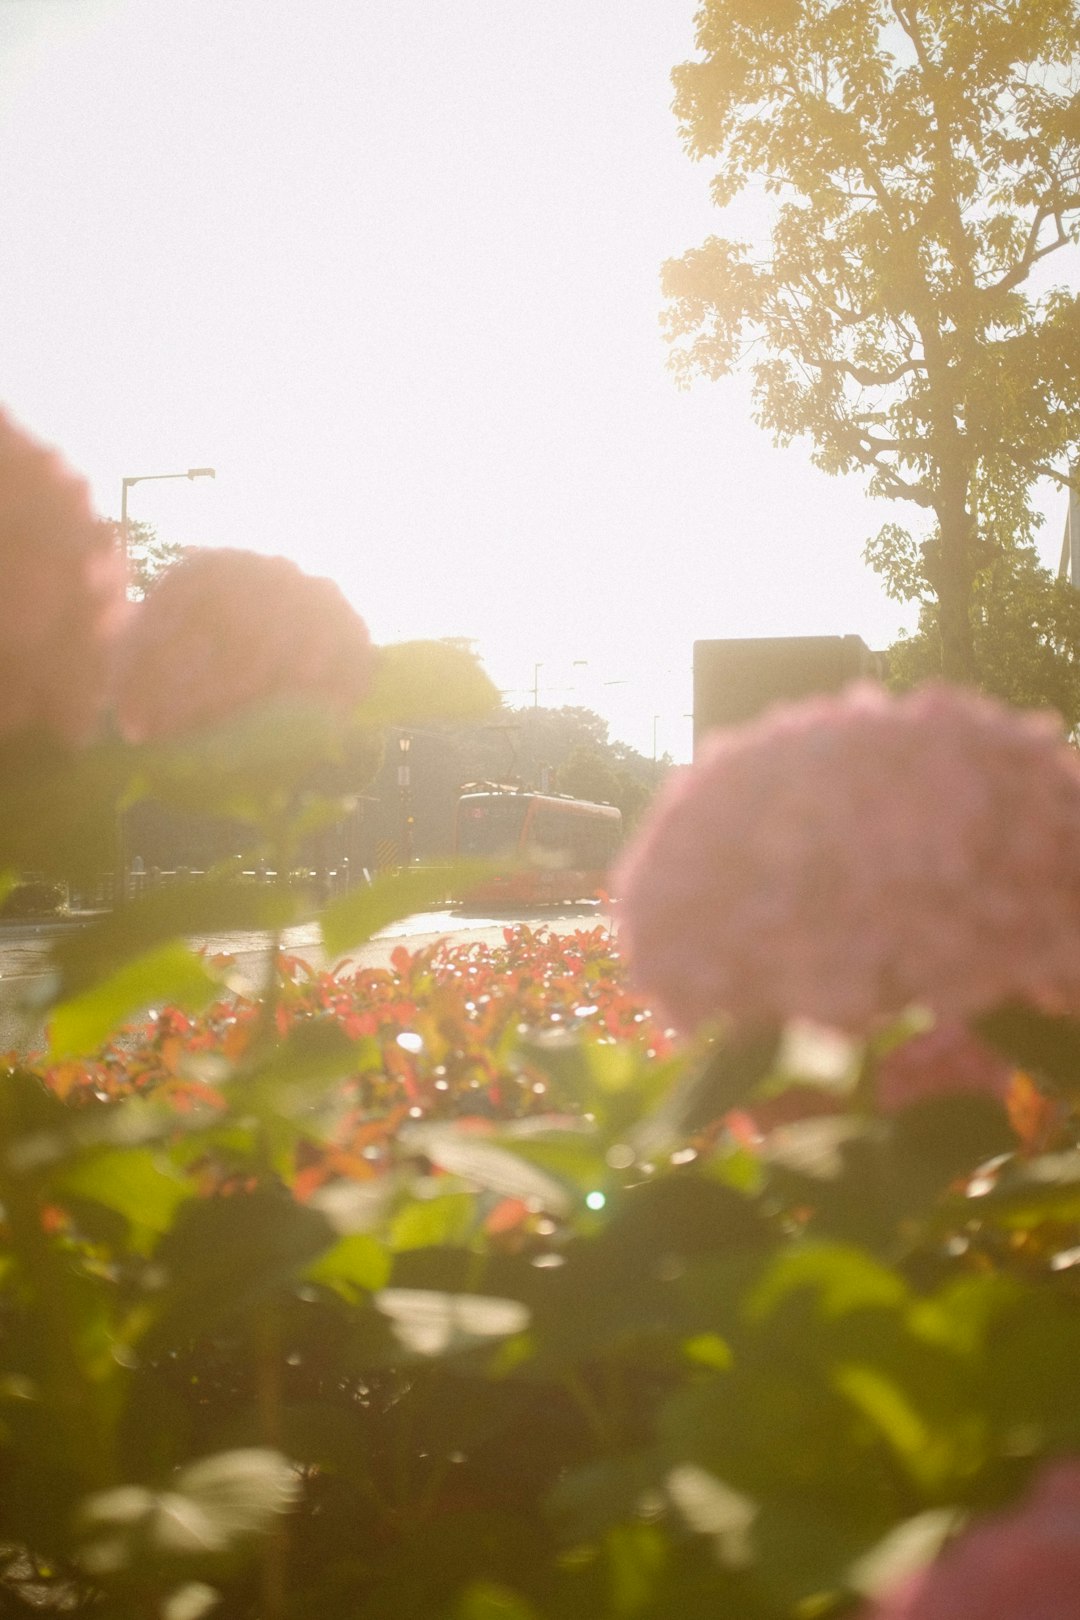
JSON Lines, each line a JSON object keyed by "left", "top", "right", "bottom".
{"left": 875, "top": 1025, "right": 1014, "bottom": 1113}
{"left": 616, "top": 683, "right": 1080, "bottom": 1036}
{"left": 0, "top": 410, "right": 127, "bottom": 745}
{"left": 863, "top": 1459, "right": 1080, "bottom": 1620}
{"left": 112, "top": 548, "right": 373, "bottom": 743}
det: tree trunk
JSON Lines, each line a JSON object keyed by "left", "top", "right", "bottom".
{"left": 934, "top": 547, "right": 978, "bottom": 683}
{"left": 924, "top": 459, "right": 979, "bottom": 683}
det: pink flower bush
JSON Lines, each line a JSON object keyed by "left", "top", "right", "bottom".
{"left": 875, "top": 1024, "right": 1014, "bottom": 1114}
{"left": 0, "top": 410, "right": 127, "bottom": 745}
{"left": 616, "top": 683, "right": 1080, "bottom": 1037}
{"left": 863, "top": 1459, "right": 1080, "bottom": 1620}
{"left": 112, "top": 548, "right": 374, "bottom": 742}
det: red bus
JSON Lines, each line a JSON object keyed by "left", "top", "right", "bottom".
{"left": 454, "top": 783, "right": 622, "bottom": 904}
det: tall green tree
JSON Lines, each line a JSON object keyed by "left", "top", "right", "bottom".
{"left": 664, "top": 0, "right": 1080, "bottom": 679}
{"left": 886, "top": 539, "right": 1080, "bottom": 725}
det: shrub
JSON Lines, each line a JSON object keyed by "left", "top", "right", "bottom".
{"left": 2, "top": 421, "right": 1080, "bottom": 1619}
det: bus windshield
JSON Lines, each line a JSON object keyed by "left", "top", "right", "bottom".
{"left": 457, "top": 796, "right": 529, "bottom": 858}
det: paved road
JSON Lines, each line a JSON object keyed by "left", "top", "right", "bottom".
{"left": 0, "top": 903, "right": 609, "bottom": 1054}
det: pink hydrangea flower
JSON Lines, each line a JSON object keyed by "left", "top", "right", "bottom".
{"left": 112, "top": 548, "right": 374, "bottom": 743}
{"left": 616, "top": 683, "right": 1080, "bottom": 1037}
{"left": 0, "top": 410, "right": 127, "bottom": 745}
{"left": 863, "top": 1459, "right": 1080, "bottom": 1620}
{"left": 875, "top": 1025, "right": 1014, "bottom": 1113}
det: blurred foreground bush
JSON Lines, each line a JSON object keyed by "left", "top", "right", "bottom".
{"left": 2, "top": 413, "right": 1080, "bottom": 1619}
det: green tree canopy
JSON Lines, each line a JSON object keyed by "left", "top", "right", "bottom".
{"left": 664, "top": 0, "right": 1080, "bottom": 680}
{"left": 887, "top": 540, "right": 1080, "bottom": 726}
{"left": 100, "top": 518, "right": 183, "bottom": 599}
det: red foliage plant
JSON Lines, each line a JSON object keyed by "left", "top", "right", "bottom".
{"left": 40, "top": 925, "right": 672, "bottom": 1197}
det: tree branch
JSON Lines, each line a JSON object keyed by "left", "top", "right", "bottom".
{"left": 821, "top": 357, "right": 927, "bottom": 386}
{"left": 979, "top": 204, "right": 1077, "bottom": 297}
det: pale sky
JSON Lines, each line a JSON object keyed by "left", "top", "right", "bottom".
{"left": 0, "top": 0, "right": 1067, "bottom": 759}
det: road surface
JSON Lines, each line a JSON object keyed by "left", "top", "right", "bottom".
{"left": 0, "top": 904, "right": 610, "bottom": 1054}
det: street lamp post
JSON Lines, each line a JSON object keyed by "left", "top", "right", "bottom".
{"left": 120, "top": 466, "right": 216, "bottom": 571}
{"left": 397, "top": 733, "right": 413, "bottom": 867}
{"left": 114, "top": 465, "right": 215, "bottom": 906}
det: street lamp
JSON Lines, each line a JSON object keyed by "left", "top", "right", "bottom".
{"left": 397, "top": 733, "right": 414, "bottom": 867}
{"left": 120, "top": 466, "right": 216, "bottom": 569}
{"left": 532, "top": 663, "right": 543, "bottom": 709}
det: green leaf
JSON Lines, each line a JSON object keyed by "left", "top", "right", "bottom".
{"left": 405, "top": 1124, "right": 573, "bottom": 1215}
{"left": 635, "top": 1027, "right": 781, "bottom": 1154}
{"left": 888, "top": 1093, "right": 1016, "bottom": 1205}
{"left": 604, "top": 1522, "right": 668, "bottom": 1616}
{"left": 390, "top": 1191, "right": 478, "bottom": 1251}
{"left": 847, "top": 1510, "right": 959, "bottom": 1601}
{"left": 163, "top": 1584, "right": 220, "bottom": 1620}
{"left": 52, "top": 877, "right": 304, "bottom": 1001}
{"left": 747, "top": 1243, "right": 908, "bottom": 1323}
{"left": 976, "top": 1003, "right": 1080, "bottom": 1093}
{"left": 665, "top": 1465, "right": 756, "bottom": 1565}
{"left": 960, "top": 1149, "right": 1080, "bottom": 1228}
{"left": 457, "top": 1582, "right": 537, "bottom": 1620}
{"left": 358, "top": 640, "right": 500, "bottom": 726}
{"left": 48, "top": 942, "right": 221, "bottom": 1058}
{"left": 321, "top": 862, "right": 491, "bottom": 958}
{"left": 374, "top": 1288, "right": 530, "bottom": 1356}
{"left": 76, "top": 1448, "right": 298, "bottom": 1575}
{"left": 305, "top": 1233, "right": 390, "bottom": 1296}
{"left": 144, "top": 1189, "right": 336, "bottom": 1347}
{"left": 830, "top": 1364, "right": 959, "bottom": 1492}
{"left": 57, "top": 1147, "right": 192, "bottom": 1235}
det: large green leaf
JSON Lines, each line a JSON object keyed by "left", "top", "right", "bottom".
{"left": 404, "top": 1123, "right": 573, "bottom": 1215}
{"left": 457, "top": 1582, "right": 537, "bottom": 1620}
{"left": 48, "top": 942, "right": 222, "bottom": 1058}
{"left": 635, "top": 1028, "right": 781, "bottom": 1155}
{"left": 305, "top": 1233, "right": 391, "bottom": 1297}
{"left": 57, "top": 1147, "right": 193, "bottom": 1236}
{"left": 143, "top": 1188, "right": 336, "bottom": 1347}
{"left": 374, "top": 1288, "right": 530, "bottom": 1356}
{"left": 958, "top": 1149, "right": 1080, "bottom": 1229}
{"left": 976, "top": 1003, "right": 1080, "bottom": 1093}
{"left": 51, "top": 876, "right": 306, "bottom": 1001}
{"left": 321, "top": 861, "right": 490, "bottom": 958}
{"left": 76, "top": 1448, "right": 298, "bottom": 1576}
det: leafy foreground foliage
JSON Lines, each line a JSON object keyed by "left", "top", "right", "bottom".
{"left": 5, "top": 899, "right": 1080, "bottom": 1618}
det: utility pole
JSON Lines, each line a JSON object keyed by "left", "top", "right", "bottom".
{"left": 397, "top": 733, "right": 413, "bottom": 866}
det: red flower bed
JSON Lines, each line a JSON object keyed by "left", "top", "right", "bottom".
{"left": 42, "top": 921, "right": 671, "bottom": 1139}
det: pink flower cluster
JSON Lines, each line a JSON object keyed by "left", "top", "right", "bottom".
{"left": 864, "top": 1459, "right": 1080, "bottom": 1620}
{"left": 616, "top": 684, "right": 1080, "bottom": 1037}
{"left": 0, "top": 411, "right": 127, "bottom": 745}
{"left": 0, "top": 411, "right": 375, "bottom": 749}
{"left": 112, "top": 548, "right": 373, "bottom": 743}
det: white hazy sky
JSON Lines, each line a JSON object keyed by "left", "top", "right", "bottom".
{"left": 0, "top": 0, "right": 1067, "bottom": 759}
